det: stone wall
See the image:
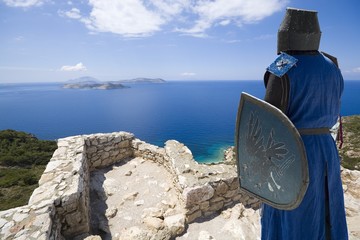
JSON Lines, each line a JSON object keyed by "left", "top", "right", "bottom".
{"left": 132, "top": 138, "right": 260, "bottom": 222}
{"left": 162, "top": 140, "right": 260, "bottom": 222}
{"left": 0, "top": 131, "right": 259, "bottom": 240}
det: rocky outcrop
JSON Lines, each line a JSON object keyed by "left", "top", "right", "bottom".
{"left": 1, "top": 131, "right": 359, "bottom": 239}
{"left": 0, "top": 132, "right": 259, "bottom": 240}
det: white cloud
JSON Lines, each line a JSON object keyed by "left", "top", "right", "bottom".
{"left": 147, "top": 0, "right": 189, "bottom": 19}
{"left": 58, "top": 8, "right": 82, "bottom": 19}
{"left": 181, "top": 72, "right": 196, "bottom": 76}
{"left": 352, "top": 67, "right": 360, "bottom": 73}
{"left": 83, "top": 0, "right": 165, "bottom": 37}
{"left": 14, "top": 36, "right": 25, "bottom": 41}
{"left": 61, "top": 0, "right": 287, "bottom": 38}
{"left": 60, "top": 62, "right": 87, "bottom": 72}
{"left": 178, "top": 0, "right": 288, "bottom": 36}
{"left": 3, "top": 0, "right": 45, "bottom": 7}
{"left": 219, "top": 19, "right": 231, "bottom": 26}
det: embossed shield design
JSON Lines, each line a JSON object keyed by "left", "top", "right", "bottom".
{"left": 235, "top": 92, "right": 309, "bottom": 210}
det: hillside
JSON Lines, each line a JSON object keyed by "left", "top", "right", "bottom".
{"left": 0, "top": 130, "right": 57, "bottom": 210}
{"left": 339, "top": 115, "right": 360, "bottom": 170}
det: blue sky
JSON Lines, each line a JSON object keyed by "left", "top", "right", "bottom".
{"left": 0, "top": 0, "right": 359, "bottom": 83}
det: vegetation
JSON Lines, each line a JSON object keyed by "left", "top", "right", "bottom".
{"left": 338, "top": 115, "right": 360, "bottom": 170}
{"left": 0, "top": 130, "right": 57, "bottom": 210}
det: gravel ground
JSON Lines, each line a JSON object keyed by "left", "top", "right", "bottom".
{"left": 88, "top": 157, "right": 359, "bottom": 240}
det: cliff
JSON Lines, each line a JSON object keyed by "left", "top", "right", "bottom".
{"left": 1, "top": 131, "right": 359, "bottom": 239}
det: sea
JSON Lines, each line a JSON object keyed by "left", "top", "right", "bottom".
{"left": 1, "top": 80, "right": 359, "bottom": 163}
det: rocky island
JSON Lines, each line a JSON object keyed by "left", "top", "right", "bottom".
{"left": 118, "top": 78, "right": 166, "bottom": 84}
{"left": 63, "top": 77, "right": 166, "bottom": 90}
{"left": 63, "top": 82, "right": 127, "bottom": 90}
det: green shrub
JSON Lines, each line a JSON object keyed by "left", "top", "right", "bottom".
{"left": 0, "top": 130, "right": 55, "bottom": 210}
{"left": 0, "top": 129, "right": 57, "bottom": 167}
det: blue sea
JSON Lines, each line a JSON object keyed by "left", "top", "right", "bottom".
{"left": 1, "top": 80, "right": 359, "bottom": 163}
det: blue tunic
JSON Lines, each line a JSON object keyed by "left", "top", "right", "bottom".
{"left": 261, "top": 53, "right": 348, "bottom": 239}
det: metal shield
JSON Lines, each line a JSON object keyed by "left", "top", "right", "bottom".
{"left": 235, "top": 92, "right": 308, "bottom": 210}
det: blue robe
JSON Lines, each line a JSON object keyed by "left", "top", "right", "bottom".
{"left": 261, "top": 52, "right": 348, "bottom": 240}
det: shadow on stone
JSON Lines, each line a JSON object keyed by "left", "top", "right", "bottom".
{"left": 89, "top": 169, "right": 112, "bottom": 240}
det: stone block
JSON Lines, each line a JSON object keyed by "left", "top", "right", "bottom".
{"left": 186, "top": 210, "right": 202, "bottom": 223}
{"left": 142, "top": 207, "right": 164, "bottom": 218}
{"left": 117, "top": 140, "right": 129, "bottom": 149}
{"left": 113, "top": 136, "right": 123, "bottom": 144}
{"left": 87, "top": 146, "right": 97, "bottom": 155}
{"left": 110, "top": 150, "right": 120, "bottom": 157}
{"left": 164, "top": 214, "right": 186, "bottom": 236}
{"left": 182, "top": 184, "right": 214, "bottom": 207}
{"left": 208, "top": 201, "right": 224, "bottom": 212}
{"left": 100, "top": 151, "right": 110, "bottom": 160}
{"left": 98, "top": 136, "right": 108, "bottom": 144}
{"left": 91, "top": 138, "right": 98, "bottom": 146}
{"left": 215, "top": 181, "right": 229, "bottom": 196}
{"left": 210, "top": 196, "right": 225, "bottom": 203}
{"left": 199, "top": 201, "right": 210, "bottom": 210}
{"left": 231, "top": 194, "right": 242, "bottom": 202}
{"left": 142, "top": 217, "right": 164, "bottom": 230}
{"left": 228, "top": 177, "right": 240, "bottom": 190}
{"left": 224, "top": 189, "right": 239, "bottom": 199}
{"left": 186, "top": 205, "right": 200, "bottom": 215}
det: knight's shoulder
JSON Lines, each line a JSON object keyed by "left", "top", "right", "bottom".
{"left": 266, "top": 52, "right": 298, "bottom": 78}
{"left": 321, "top": 51, "right": 339, "bottom": 67}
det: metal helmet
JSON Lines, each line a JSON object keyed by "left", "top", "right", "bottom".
{"left": 277, "top": 8, "right": 321, "bottom": 54}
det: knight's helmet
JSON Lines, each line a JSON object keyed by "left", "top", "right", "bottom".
{"left": 277, "top": 8, "right": 321, "bottom": 54}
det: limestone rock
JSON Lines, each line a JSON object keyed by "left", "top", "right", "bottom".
{"left": 123, "top": 192, "right": 139, "bottom": 201}
{"left": 164, "top": 214, "right": 186, "bottom": 236}
{"left": 215, "top": 181, "right": 229, "bottom": 196}
{"left": 105, "top": 207, "right": 118, "bottom": 219}
{"left": 134, "top": 200, "right": 145, "bottom": 206}
{"left": 142, "top": 217, "right": 164, "bottom": 230}
{"left": 142, "top": 207, "right": 164, "bottom": 219}
{"left": 183, "top": 184, "right": 215, "bottom": 207}
{"left": 125, "top": 170, "right": 133, "bottom": 176}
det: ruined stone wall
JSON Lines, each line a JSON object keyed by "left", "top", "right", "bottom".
{"left": 162, "top": 140, "right": 260, "bottom": 222}
{"left": 0, "top": 131, "right": 259, "bottom": 240}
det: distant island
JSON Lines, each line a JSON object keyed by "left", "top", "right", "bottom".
{"left": 63, "top": 77, "right": 166, "bottom": 90}
{"left": 63, "top": 82, "right": 127, "bottom": 90}
{"left": 118, "top": 78, "right": 166, "bottom": 84}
